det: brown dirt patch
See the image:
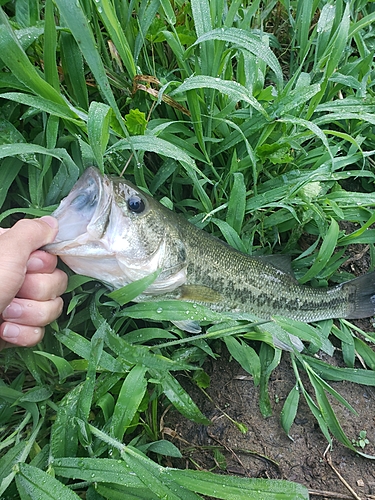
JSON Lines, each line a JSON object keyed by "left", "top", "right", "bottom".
{"left": 164, "top": 345, "right": 375, "bottom": 499}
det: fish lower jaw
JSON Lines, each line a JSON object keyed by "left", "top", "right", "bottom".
{"left": 59, "top": 254, "right": 126, "bottom": 287}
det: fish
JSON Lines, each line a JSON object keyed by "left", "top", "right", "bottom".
{"left": 44, "top": 167, "right": 375, "bottom": 342}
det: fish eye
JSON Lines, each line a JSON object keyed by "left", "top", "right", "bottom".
{"left": 127, "top": 194, "right": 145, "bottom": 214}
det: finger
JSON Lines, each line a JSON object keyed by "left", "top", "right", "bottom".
{"left": 1, "top": 217, "right": 58, "bottom": 262}
{"left": 2, "top": 297, "right": 64, "bottom": 327}
{"left": 0, "top": 323, "right": 44, "bottom": 348}
{"left": 17, "top": 268, "right": 68, "bottom": 301}
{"left": 27, "top": 250, "right": 58, "bottom": 274}
{"left": 0, "top": 217, "right": 59, "bottom": 313}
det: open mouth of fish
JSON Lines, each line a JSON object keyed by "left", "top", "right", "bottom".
{"left": 46, "top": 167, "right": 111, "bottom": 253}
{"left": 43, "top": 167, "right": 132, "bottom": 286}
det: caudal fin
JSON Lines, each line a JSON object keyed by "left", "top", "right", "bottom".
{"left": 343, "top": 271, "right": 375, "bottom": 319}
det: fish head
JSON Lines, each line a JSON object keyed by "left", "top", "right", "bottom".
{"left": 44, "top": 167, "right": 187, "bottom": 292}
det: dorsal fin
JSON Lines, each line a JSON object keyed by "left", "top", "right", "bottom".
{"left": 258, "top": 254, "right": 295, "bottom": 276}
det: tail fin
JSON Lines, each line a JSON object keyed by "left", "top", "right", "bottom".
{"left": 343, "top": 271, "right": 375, "bottom": 319}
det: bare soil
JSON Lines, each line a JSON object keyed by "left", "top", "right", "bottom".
{"left": 164, "top": 237, "right": 375, "bottom": 500}
{"left": 165, "top": 342, "right": 375, "bottom": 499}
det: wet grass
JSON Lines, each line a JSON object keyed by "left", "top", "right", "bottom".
{"left": 1, "top": 0, "right": 375, "bottom": 498}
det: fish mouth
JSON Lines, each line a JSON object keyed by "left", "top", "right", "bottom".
{"left": 44, "top": 167, "right": 110, "bottom": 254}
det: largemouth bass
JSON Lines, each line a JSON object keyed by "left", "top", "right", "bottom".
{"left": 44, "top": 167, "right": 375, "bottom": 330}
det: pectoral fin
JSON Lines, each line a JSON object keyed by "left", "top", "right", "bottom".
{"left": 170, "top": 285, "right": 222, "bottom": 333}
{"left": 178, "top": 284, "right": 223, "bottom": 303}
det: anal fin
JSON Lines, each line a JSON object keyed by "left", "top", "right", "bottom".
{"left": 172, "top": 320, "right": 202, "bottom": 334}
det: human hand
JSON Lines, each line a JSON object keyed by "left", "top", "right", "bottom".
{"left": 0, "top": 217, "right": 68, "bottom": 350}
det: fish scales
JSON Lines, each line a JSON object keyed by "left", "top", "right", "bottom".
{"left": 175, "top": 221, "right": 353, "bottom": 321}
{"left": 43, "top": 167, "right": 375, "bottom": 327}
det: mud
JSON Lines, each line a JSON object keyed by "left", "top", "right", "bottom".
{"left": 165, "top": 343, "right": 375, "bottom": 499}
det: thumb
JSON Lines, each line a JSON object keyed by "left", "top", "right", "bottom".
{"left": 1, "top": 217, "right": 58, "bottom": 259}
{"left": 0, "top": 217, "right": 59, "bottom": 313}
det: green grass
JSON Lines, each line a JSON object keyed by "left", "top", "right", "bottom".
{"left": 1, "top": 0, "right": 375, "bottom": 498}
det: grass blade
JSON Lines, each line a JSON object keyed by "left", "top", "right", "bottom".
{"left": 212, "top": 217, "right": 247, "bottom": 253}
{"left": 194, "top": 27, "right": 283, "bottom": 89}
{"left": 34, "top": 352, "right": 74, "bottom": 384}
{"left": 110, "top": 364, "right": 147, "bottom": 440}
{"left": 0, "top": 92, "right": 80, "bottom": 122}
{"left": 172, "top": 469, "right": 309, "bottom": 499}
{"left": 0, "top": 157, "right": 23, "bottom": 210}
{"left": 133, "top": 0, "right": 160, "bottom": 63}
{"left": 60, "top": 31, "right": 89, "bottom": 109}
{"left": 0, "top": 417, "right": 44, "bottom": 497}
{"left": 122, "top": 446, "right": 201, "bottom": 500}
{"left": 191, "top": 0, "right": 212, "bottom": 38}
{"left": 77, "top": 336, "right": 103, "bottom": 422}
{"left": 87, "top": 101, "right": 112, "bottom": 172}
{"left": 354, "top": 338, "right": 375, "bottom": 370}
{"left": 94, "top": 0, "right": 136, "bottom": 79}
{"left": 226, "top": 172, "right": 246, "bottom": 234}
{"left": 16, "top": 463, "right": 81, "bottom": 500}
{"left": 54, "top": 0, "right": 127, "bottom": 136}
{"left": 151, "top": 368, "right": 210, "bottom": 424}
{"left": 53, "top": 457, "right": 143, "bottom": 487}
{"left": 50, "top": 384, "right": 81, "bottom": 459}
{"left": 303, "top": 362, "right": 358, "bottom": 452}
{"left": 299, "top": 218, "right": 339, "bottom": 284}
{"left": 56, "top": 329, "right": 129, "bottom": 373}
{"left": 280, "top": 384, "right": 300, "bottom": 438}
{"left": 301, "top": 355, "right": 375, "bottom": 386}
{"left": 171, "top": 75, "right": 268, "bottom": 117}
{"left": 224, "top": 336, "right": 261, "bottom": 385}
{"left": 43, "top": 0, "right": 59, "bottom": 90}
{"left": 0, "top": 8, "right": 66, "bottom": 105}
{"left": 108, "top": 135, "right": 205, "bottom": 177}
{"left": 107, "top": 269, "right": 160, "bottom": 305}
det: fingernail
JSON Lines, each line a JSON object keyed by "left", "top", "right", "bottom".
{"left": 2, "top": 323, "right": 20, "bottom": 339}
{"left": 40, "top": 216, "right": 58, "bottom": 230}
{"left": 27, "top": 256, "right": 45, "bottom": 272}
{"left": 2, "top": 302, "right": 23, "bottom": 320}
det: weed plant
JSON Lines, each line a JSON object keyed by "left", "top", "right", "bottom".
{"left": 1, "top": 0, "right": 375, "bottom": 498}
